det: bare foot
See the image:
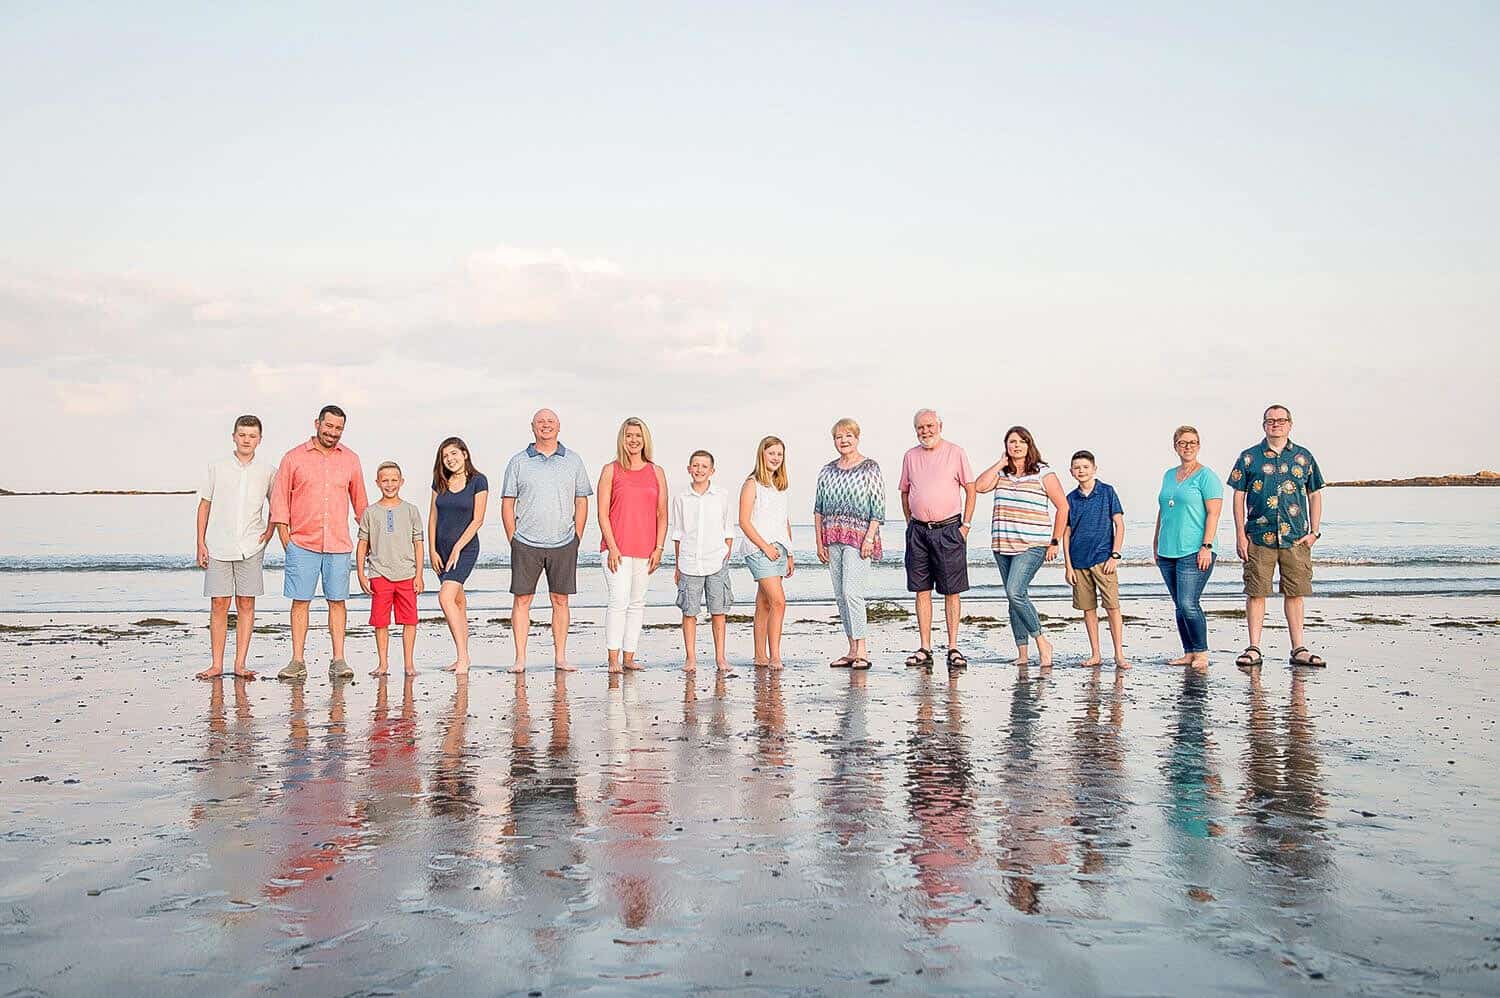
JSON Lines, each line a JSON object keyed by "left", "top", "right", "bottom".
{"left": 715, "top": 660, "right": 730, "bottom": 672}
{"left": 404, "top": 668, "right": 418, "bottom": 677}
{"left": 1013, "top": 657, "right": 1030, "bottom": 668}
{"left": 508, "top": 663, "right": 526, "bottom": 674}
{"left": 1082, "top": 656, "right": 1103, "bottom": 668}
{"left": 1189, "top": 653, "right": 1210, "bottom": 671}
{"left": 232, "top": 669, "right": 257, "bottom": 681}
{"left": 752, "top": 658, "right": 770, "bottom": 668}
{"left": 1167, "top": 653, "right": 1195, "bottom": 666}
{"left": 440, "top": 661, "right": 462, "bottom": 673}
{"left": 608, "top": 665, "right": 623, "bottom": 674}
{"left": 452, "top": 664, "right": 469, "bottom": 676}
{"left": 684, "top": 663, "right": 697, "bottom": 673}
{"left": 624, "top": 661, "right": 644, "bottom": 672}
{"left": 195, "top": 666, "right": 224, "bottom": 680}
{"left": 554, "top": 661, "right": 578, "bottom": 673}
{"left": 769, "top": 659, "right": 784, "bottom": 671}
{"left": 1114, "top": 659, "right": 1133, "bottom": 671}
{"left": 370, "top": 666, "right": 388, "bottom": 677}
{"left": 1037, "top": 635, "right": 1054, "bottom": 669}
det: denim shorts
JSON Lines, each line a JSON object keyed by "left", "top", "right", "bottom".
{"left": 744, "top": 543, "right": 790, "bottom": 581}
{"left": 283, "top": 541, "right": 352, "bottom": 601}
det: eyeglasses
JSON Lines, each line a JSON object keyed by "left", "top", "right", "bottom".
{"left": 1263, "top": 418, "right": 1291, "bottom": 426}
{"left": 1175, "top": 440, "right": 1200, "bottom": 447}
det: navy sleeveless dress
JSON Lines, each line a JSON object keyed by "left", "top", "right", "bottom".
{"left": 434, "top": 472, "right": 488, "bottom": 584}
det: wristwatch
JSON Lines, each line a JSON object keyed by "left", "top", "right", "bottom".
{"left": 1109, "top": 552, "right": 1122, "bottom": 560}
{"left": 1201, "top": 542, "right": 1213, "bottom": 550}
{"left": 1312, "top": 531, "right": 1322, "bottom": 539}
{"left": 1050, "top": 537, "right": 1060, "bottom": 546}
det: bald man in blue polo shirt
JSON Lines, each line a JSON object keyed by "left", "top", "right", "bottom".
{"left": 502, "top": 408, "right": 593, "bottom": 673}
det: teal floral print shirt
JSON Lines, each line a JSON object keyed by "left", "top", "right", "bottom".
{"left": 1227, "top": 439, "right": 1325, "bottom": 548}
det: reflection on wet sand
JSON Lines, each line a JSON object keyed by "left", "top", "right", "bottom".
{"left": 362, "top": 676, "right": 419, "bottom": 841}
{"left": 1162, "top": 670, "right": 1227, "bottom": 903}
{"left": 601, "top": 674, "right": 668, "bottom": 930}
{"left": 264, "top": 680, "right": 361, "bottom": 942}
{"left": 1240, "top": 669, "right": 1331, "bottom": 905}
{"left": 902, "top": 672, "right": 981, "bottom": 929}
{"left": 1068, "top": 669, "right": 1128, "bottom": 909}
{"left": 190, "top": 676, "right": 259, "bottom": 833}
{"left": 998, "top": 668, "right": 1066, "bottom": 915}
{"left": 504, "top": 672, "right": 587, "bottom": 955}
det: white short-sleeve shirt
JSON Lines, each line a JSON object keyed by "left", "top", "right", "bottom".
{"left": 200, "top": 452, "right": 277, "bottom": 561}
{"left": 670, "top": 482, "right": 737, "bottom": 577}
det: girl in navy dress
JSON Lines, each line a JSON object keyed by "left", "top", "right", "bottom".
{"left": 429, "top": 437, "right": 488, "bottom": 674}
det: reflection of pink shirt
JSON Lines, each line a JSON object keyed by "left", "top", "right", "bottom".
{"left": 269, "top": 439, "right": 369, "bottom": 553}
{"left": 899, "top": 441, "right": 974, "bottom": 522}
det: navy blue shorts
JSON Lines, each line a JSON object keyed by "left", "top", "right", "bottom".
{"left": 904, "top": 519, "right": 969, "bottom": 595}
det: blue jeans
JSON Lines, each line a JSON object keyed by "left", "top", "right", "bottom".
{"left": 1157, "top": 553, "right": 1215, "bottom": 653}
{"left": 993, "top": 546, "right": 1047, "bottom": 648}
{"left": 827, "top": 543, "right": 868, "bottom": 639}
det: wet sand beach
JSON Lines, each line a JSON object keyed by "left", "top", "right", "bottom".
{"left": 2, "top": 595, "right": 1498, "bottom": 996}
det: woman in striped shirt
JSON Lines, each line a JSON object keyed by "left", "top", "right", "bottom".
{"left": 976, "top": 426, "right": 1070, "bottom": 668}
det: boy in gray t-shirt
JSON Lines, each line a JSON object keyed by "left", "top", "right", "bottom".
{"left": 356, "top": 462, "right": 426, "bottom": 677}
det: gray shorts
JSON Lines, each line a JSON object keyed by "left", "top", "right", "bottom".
{"left": 677, "top": 566, "right": 733, "bottom": 616}
{"left": 204, "top": 551, "right": 265, "bottom": 598}
{"left": 509, "top": 535, "right": 580, "bottom": 596}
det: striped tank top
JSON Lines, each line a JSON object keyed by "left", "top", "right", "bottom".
{"left": 990, "top": 465, "right": 1058, "bottom": 554}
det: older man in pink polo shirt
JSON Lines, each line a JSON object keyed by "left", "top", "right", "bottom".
{"left": 269, "top": 404, "right": 369, "bottom": 681}
{"left": 899, "top": 408, "right": 977, "bottom": 672}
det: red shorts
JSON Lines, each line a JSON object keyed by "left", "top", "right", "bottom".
{"left": 369, "top": 575, "right": 417, "bottom": 627}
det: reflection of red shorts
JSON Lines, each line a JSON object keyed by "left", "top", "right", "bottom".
{"left": 369, "top": 576, "right": 417, "bottom": 627}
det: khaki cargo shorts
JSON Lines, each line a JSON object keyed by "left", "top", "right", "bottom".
{"left": 1070, "top": 563, "right": 1120, "bottom": 612}
{"left": 1243, "top": 541, "right": 1313, "bottom": 597}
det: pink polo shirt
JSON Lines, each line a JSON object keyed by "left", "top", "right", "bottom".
{"left": 269, "top": 439, "right": 369, "bottom": 554}
{"left": 899, "top": 440, "right": 974, "bottom": 522}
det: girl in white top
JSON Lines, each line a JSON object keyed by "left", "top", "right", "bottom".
{"left": 739, "top": 436, "right": 794, "bottom": 670}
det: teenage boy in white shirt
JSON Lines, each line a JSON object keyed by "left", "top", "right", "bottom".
{"left": 671, "top": 450, "right": 737, "bottom": 674}
{"left": 195, "top": 414, "right": 277, "bottom": 680}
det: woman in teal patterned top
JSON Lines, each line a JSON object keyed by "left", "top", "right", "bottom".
{"left": 814, "top": 418, "right": 886, "bottom": 669}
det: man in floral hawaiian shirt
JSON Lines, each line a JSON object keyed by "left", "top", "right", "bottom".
{"left": 1228, "top": 404, "right": 1326, "bottom": 668}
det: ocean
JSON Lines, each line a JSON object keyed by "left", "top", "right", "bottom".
{"left": 2, "top": 487, "right": 1497, "bottom": 616}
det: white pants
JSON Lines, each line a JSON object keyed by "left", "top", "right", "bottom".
{"left": 603, "top": 556, "right": 651, "bottom": 652}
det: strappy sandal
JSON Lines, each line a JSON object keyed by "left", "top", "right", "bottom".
{"left": 829, "top": 656, "right": 855, "bottom": 668}
{"left": 850, "top": 657, "right": 872, "bottom": 671}
{"left": 1235, "top": 645, "right": 1263, "bottom": 667}
{"left": 946, "top": 648, "right": 969, "bottom": 671}
{"left": 1289, "top": 646, "right": 1326, "bottom": 668}
{"left": 905, "top": 648, "right": 934, "bottom": 669}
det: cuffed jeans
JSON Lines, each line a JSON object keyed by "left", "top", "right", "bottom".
{"left": 603, "top": 556, "right": 651, "bottom": 652}
{"left": 993, "top": 546, "right": 1047, "bottom": 648}
{"left": 827, "top": 543, "right": 869, "bottom": 639}
{"left": 1157, "top": 553, "right": 1215, "bottom": 653}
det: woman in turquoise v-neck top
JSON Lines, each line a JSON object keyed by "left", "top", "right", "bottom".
{"left": 1154, "top": 425, "right": 1224, "bottom": 667}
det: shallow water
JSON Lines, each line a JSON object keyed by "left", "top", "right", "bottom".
{"left": 2, "top": 606, "right": 1497, "bottom": 995}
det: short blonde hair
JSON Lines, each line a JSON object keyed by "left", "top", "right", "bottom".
{"left": 751, "top": 436, "right": 789, "bottom": 491}
{"left": 831, "top": 417, "right": 860, "bottom": 438}
{"left": 376, "top": 460, "right": 402, "bottom": 476}
{"left": 615, "top": 417, "right": 654, "bottom": 466}
{"left": 1172, "top": 425, "right": 1200, "bottom": 445}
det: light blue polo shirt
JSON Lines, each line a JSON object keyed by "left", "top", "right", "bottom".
{"left": 501, "top": 442, "right": 594, "bottom": 548}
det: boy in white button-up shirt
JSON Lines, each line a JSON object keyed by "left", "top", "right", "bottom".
{"left": 671, "top": 450, "right": 737, "bottom": 673}
{"left": 195, "top": 415, "right": 277, "bottom": 680}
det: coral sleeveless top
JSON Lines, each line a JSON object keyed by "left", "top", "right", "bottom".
{"left": 602, "top": 461, "right": 660, "bottom": 558}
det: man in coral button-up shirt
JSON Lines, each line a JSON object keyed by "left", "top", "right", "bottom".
{"left": 269, "top": 404, "right": 369, "bottom": 681}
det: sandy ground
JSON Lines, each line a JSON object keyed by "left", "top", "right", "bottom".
{"left": 1, "top": 594, "right": 1498, "bottom": 996}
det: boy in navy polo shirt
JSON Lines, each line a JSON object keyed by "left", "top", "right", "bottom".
{"left": 1061, "top": 450, "right": 1129, "bottom": 669}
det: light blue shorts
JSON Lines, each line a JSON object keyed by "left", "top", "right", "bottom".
{"left": 283, "top": 541, "right": 352, "bottom": 602}
{"left": 745, "top": 543, "right": 790, "bottom": 581}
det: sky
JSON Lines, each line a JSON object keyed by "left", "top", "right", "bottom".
{"left": 2, "top": 2, "right": 1496, "bottom": 516}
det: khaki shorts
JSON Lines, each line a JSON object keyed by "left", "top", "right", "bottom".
{"left": 204, "top": 551, "right": 265, "bottom": 598}
{"left": 1070, "top": 563, "right": 1120, "bottom": 612}
{"left": 1243, "top": 541, "right": 1313, "bottom": 597}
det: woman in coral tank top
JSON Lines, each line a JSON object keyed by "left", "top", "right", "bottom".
{"left": 597, "top": 417, "right": 669, "bottom": 673}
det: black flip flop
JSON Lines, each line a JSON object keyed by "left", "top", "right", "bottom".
{"left": 850, "top": 658, "right": 872, "bottom": 671}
